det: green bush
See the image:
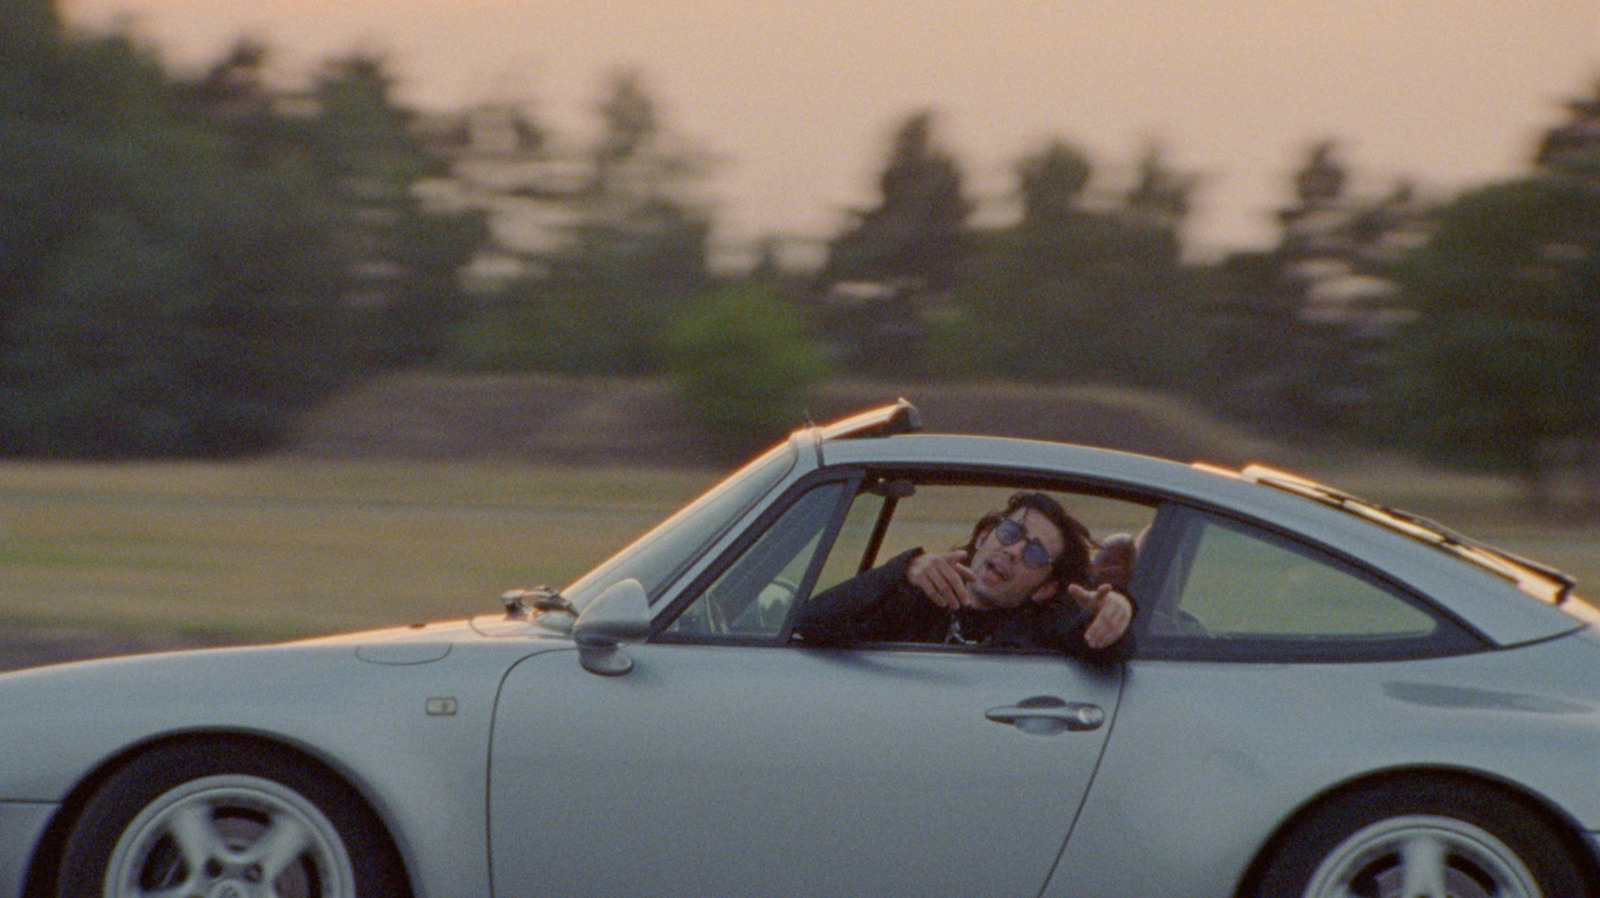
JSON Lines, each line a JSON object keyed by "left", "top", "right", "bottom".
{"left": 666, "top": 284, "right": 832, "bottom": 461}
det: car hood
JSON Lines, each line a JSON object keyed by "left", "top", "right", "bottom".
{"left": 0, "top": 614, "right": 574, "bottom": 802}
{"left": 284, "top": 611, "right": 576, "bottom": 660}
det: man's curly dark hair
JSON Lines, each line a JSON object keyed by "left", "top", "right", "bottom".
{"left": 962, "top": 491, "right": 1093, "bottom": 593}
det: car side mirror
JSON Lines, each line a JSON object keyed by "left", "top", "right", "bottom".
{"left": 572, "top": 579, "right": 651, "bottom": 676}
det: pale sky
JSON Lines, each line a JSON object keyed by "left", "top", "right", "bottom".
{"left": 61, "top": 0, "right": 1600, "bottom": 259}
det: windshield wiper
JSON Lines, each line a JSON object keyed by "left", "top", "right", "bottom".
{"left": 502, "top": 586, "right": 579, "bottom": 620}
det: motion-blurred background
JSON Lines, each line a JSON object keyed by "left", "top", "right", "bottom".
{"left": 2, "top": 0, "right": 1597, "bottom": 655}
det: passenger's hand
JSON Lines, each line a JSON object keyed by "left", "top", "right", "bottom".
{"left": 1068, "top": 583, "right": 1134, "bottom": 649}
{"left": 1091, "top": 533, "right": 1137, "bottom": 593}
{"left": 907, "top": 550, "right": 975, "bottom": 611}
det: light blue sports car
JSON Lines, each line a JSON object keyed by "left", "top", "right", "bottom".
{"left": 3, "top": 401, "right": 1597, "bottom": 897}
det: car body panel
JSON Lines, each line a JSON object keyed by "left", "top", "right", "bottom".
{"left": 0, "top": 619, "right": 562, "bottom": 898}
{"left": 1049, "top": 631, "right": 1600, "bottom": 896}
{"left": 489, "top": 642, "right": 1122, "bottom": 896}
{"left": 0, "top": 802, "right": 53, "bottom": 898}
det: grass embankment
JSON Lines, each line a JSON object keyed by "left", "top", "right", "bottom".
{"left": 0, "top": 456, "right": 1596, "bottom": 644}
{"left": 0, "top": 461, "right": 714, "bottom": 641}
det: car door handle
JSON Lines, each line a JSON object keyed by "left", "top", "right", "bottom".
{"left": 985, "top": 697, "right": 1104, "bottom": 735}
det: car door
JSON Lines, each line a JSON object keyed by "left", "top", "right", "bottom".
{"left": 1046, "top": 505, "right": 1490, "bottom": 897}
{"left": 488, "top": 477, "right": 1124, "bottom": 897}
{"left": 490, "top": 643, "right": 1120, "bottom": 896}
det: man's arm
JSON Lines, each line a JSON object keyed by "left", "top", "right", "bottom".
{"left": 793, "top": 548, "right": 924, "bottom": 645}
{"left": 1033, "top": 592, "right": 1135, "bottom": 662}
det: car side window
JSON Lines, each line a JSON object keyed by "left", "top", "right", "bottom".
{"left": 663, "top": 481, "right": 850, "bottom": 640}
{"left": 809, "top": 489, "right": 888, "bottom": 595}
{"left": 796, "top": 479, "right": 1157, "bottom": 652}
{"left": 1142, "top": 510, "right": 1473, "bottom": 661}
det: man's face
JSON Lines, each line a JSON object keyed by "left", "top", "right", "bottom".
{"left": 965, "top": 507, "right": 1065, "bottom": 610}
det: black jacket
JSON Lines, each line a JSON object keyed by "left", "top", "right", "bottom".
{"left": 795, "top": 549, "right": 1130, "bottom": 663}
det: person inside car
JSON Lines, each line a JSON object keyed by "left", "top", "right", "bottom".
{"left": 795, "top": 491, "right": 1135, "bottom": 660}
{"left": 1090, "top": 529, "right": 1140, "bottom": 594}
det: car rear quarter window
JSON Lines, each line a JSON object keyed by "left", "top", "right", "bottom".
{"left": 1139, "top": 509, "right": 1480, "bottom": 662}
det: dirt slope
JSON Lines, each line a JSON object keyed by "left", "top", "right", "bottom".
{"left": 290, "top": 373, "right": 1266, "bottom": 467}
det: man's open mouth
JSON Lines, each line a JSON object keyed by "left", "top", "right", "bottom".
{"left": 981, "top": 558, "right": 1010, "bottom": 583}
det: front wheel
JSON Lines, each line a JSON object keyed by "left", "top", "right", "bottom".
{"left": 1250, "top": 778, "right": 1587, "bottom": 898}
{"left": 57, "top": 739, "right": 407, "bottom": 898}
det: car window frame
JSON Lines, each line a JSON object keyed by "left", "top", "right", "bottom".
{"left": 811, "top": 468, "right": 1160, "bottom": 657}
{"left": 651, "top": 464, "right": 1161, "bottom": 653}
{"left": 1131, "top": 503, "right": 1487, "bottom": 663}
{"left": 711, "top": 464, "right": 1165, "bottom": 654}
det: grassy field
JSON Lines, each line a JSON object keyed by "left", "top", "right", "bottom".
{"left": 0, "top": 457, "right": 1596, "bottom": 643}
{"left": 0, "top": 460, "right": 716, "bottom": 641}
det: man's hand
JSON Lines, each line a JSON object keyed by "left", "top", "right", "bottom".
{"left": 906, "top": 550, "right": 975, "bottom": 610}
{"left": 1067, "top": 583, "right": 1134, "bottom": 649}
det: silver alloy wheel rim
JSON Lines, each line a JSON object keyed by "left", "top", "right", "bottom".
{"left": 104, "top": 773, "right": 357, "bottom": 898}
{"left": 1305, "top": 814, "right": 1542, "bottom": 898}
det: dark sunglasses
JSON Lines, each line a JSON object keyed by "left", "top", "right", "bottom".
{"left": 993, "top": 517, "right": 1055, "bottom": 569}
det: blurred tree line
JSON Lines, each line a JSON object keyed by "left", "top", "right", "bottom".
{"left": 5, "top": 3, "right": 1599, "bottom": 508}
{"left": 1, "top": 2, "right": 483, "bottom": 455}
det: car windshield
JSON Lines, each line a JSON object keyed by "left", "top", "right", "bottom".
{"left": 560, "top": 437, "right": 800, "bottom": 610}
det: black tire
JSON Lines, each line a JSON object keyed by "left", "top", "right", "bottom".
{"left": 56, "top": 738, "right": 408, "bottom": 898}
{"left": 1250, "top": 777, "right": 1586, "bottom": 898}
